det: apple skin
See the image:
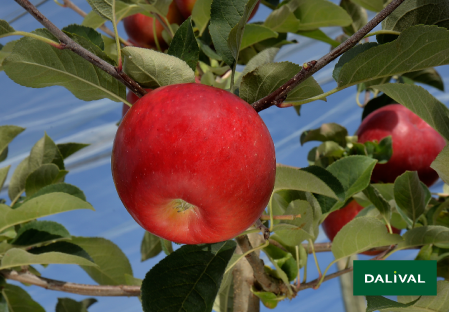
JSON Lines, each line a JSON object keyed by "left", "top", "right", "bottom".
{"left": 357, "top": 104, "right": 446, "bottom": 187}
{"left": 321, "top": 200, "right": 401, "bottom": 255}
{"left": 174, "top": 0, "right": 260, "bottom": 20}
{"left": 112, "top": 83, "right": 276, "bottom": 244}
{"left": 123, "top": 2, "right": 184, "bottom": 50}
{"left": 122, "top": 89, "right": 153, "bottom": 117}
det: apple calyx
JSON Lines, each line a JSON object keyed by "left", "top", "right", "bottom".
{"left": 171, "top": 199, "right": 196, "bottom": 213}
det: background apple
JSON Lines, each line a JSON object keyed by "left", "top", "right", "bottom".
{"left": 123, "top": 2, "right": 185, "bottom": 50}
{"left": 321, "top": 200, "right": 401, "bottom": 255}
{"left": 174, "top": 0, "right": 260, "bottom": 20}
{"left": 357, "top": 104, "right": 446, "bottom": 187}
{"left": 112, "top": 83, "right": 276, "bottom": 244}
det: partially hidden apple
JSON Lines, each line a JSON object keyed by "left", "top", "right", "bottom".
{"left": 123, "top": 2, "right": 184, "bottom": 50}
{"left": 321, "top": 200, "right": 401, "bottom": 255}
{"left": 357, "top": 104, "right": 446, "bottom": 187}
{"left": 174, "top": 0, "right": 260, "bottom": 20}
{"left": 112, "top": 83, "right": 276, "bottom": 244}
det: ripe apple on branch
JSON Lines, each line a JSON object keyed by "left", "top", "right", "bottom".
{"left": 1, "top": 0, "right": 449, "bottom": 311}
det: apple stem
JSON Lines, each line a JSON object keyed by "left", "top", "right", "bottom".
{"left": 255, "top": 219, "right": 270, "bottom": 240}
{"left": 250, "top": 0, "right": 406, "bottom": 113}
{"left": 152, "top": 17, "right": 162, "bottom": 52}
{"left": 155, "top": 14, "right": 174, "bottom": 38}
{"left": 295, "top": 246, "right": 301, "bottom": 291}
{"left": 308, "top": 239, "right": 322, "bottom": 283}
{"left": 14, "top": 0, "right": 148, "bottom": 98}
{"left": 112, "top": 0, "right": 122, "bottom": 73}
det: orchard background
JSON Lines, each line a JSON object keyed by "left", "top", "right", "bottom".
{"left": 1, "top": 0, "right": 449, "bottom": 311}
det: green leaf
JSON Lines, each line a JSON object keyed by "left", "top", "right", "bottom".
{"left": 263, "top": 243, "right": 298, "bottom": 281}
{"left": 86, "top": 0, "right": 113, "bottom": 21}
{"left": 0, "top": 20, "right": 15, "bottom": 36}
{"left": 382, "top": 0, "right": 449, "bottom": 32}
{"left": 160, "top": 238, "right": 173, "bottom": 255}
{"left": 209, "top": 0, "right": 248, "bottom": 65}
{"left": 55, "top": 298, "right": 98, "bottom": 312}
{"left": 8, "top": 157, "right": 29, "bottom": 203}
{"left": 192, "top": 0, "right": 213, "bottom": 35}
{"left": 122, "top": 47, "right": 195, "bottom": 88}
{"left": 362, "top": 93, "right": 396, "bottom": 120}
{"left": 363, "top": 184, "right": 391, "bottom": 219}
{"left": 57, "top": 143, "right": 90, "bottom": 159}
{"left": 2, "top": 283, "right": 45, "bottom": 312}
{"left": 273, "top": 200, "right": 316, "bottom": 246}
{"left": 141, "top": 241, "right": 236, "bottom": 312}
{"left": 235, "top": 47, "right": 279, "bottom": 89}
{"left": 10, "top": 220, "right": 69, "bottom": 247}
{"left": 300, "top": 123, "right": 348, "bottom": 147}
{"left": 296, "top": 29, "right": 340, "bottom": 48}
{"left": 0, "top": 41, "right": 17, "bottom": 72}
{"left": 239, "top": 62, "right": 324, "bottom": 105}
{"left": 28, "top": 133, "right": 59, "bottom": 173}
{"left": 21, "top": 183, "right": 87, "bottom": 207}
{"left": 0, "top": 125, "right": 24, "bottom": 159}
{"left": 63, "top": 24, "right": 104, "bottom": 50}
{"left": 350, "top": 0, "right": 384, "bottom": 12}
{"left": 372, "top": 84, "right": 449, "bottom": 141}
{"left": 394, "top": 171, "right": 431, "bottom": 224}
{"left": 0, "top": 193, "right": 94, "bottom": 233}
{"left": 82, "top": 10, "right": 106, "bottom": 29}
{"left": 340, "top": 0, "right": 368, "bottom": 35}
{"left": 332, "top": 217, "right": 403, "bottom": 259}
{"left": 263, "top": 4, "right": 301, "bottom": 33}
{"left": 336, "top": 25, "right": 449, "bottom": 89}
{"left": 366, "top": 296, "right": 420, "bottom": 312}
{"left": 228, "top": 0, "right": 260, "bottom": 62}
{"left": 395, "top": 281, "right": 449, "bottom": 312}
{"left": 102, "top": 35, "right": 118, "bottom": 63}
{"left": 333, "top": 42, "right": 377, "bottom": 82}
{"left": 25, "top": 163, "right": 60, "bottom": 197}
{"left": 402, "top": 68, "right": 444, "bottom": 91}
{"left": 213, "top": 269, "right": 233, "bottom": 312}
{"left": 3, "top": 29, "right": 126, "bottom": 102}
{"left": 71, "top": 237, "right": 133, "bottom": 285}
{"left": 274, "top": 164, "right": 345, "bottom": 201}
{"left": 167, "top": 17, "right": 199, "bottom": 71}
{"left": 293, "top": 0, "right": 352, "bottom": 31}
{"left": 0, "top": 166, "right": 10, "bottom": 190}
{"left": 251, "top": 289, "right": 279, "bottom": 309}
{"left": 140, "top": 231, "right": 162, "bottom": 261}
{"left": 432, "top": 146, "right": 449, "bottom": 184}
{"left": 0, "top": 247, "right": 96, "bottom": 269}
{"left": 239, "top": 24, "right": 278, "bottom": 51}
{"left": 29, "top": 241, "right": 92, "bottom": 261}
{"left": 396, "top": 226, "right": 449, "bottom": 251}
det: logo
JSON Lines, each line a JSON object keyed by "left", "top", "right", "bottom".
{"left": 353, "top": 260, "right": 437, "bottom": 296}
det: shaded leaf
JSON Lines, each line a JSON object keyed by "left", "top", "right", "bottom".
{"left": 363, "top": 184, "right": 391, "bottom": 219}
{"left": 336, "top": 26, "right": 449, "bottom": 89}
{"left": 332, "top": 217, "right": 403, "bottom": 259}
{"left": 293, "top": 0, "right": 352, "bottom": 31}
{"left": 239, "top": 24, "right": 278, "bottom": 51}
{"left": 373, "top": 84, "right": 449, "bottom": 141}
{"left": 239, "top": 62, "right": 324, "bottom": 105}
{"left": 366, "top": 296, "right": 420, "bottom": 312}
{"left": 0, "top": 126, "right": 24, "bottom": 159}
{"left": 3, "top": 29, "right": 125, "bottom": 102}
{"left": 351, "top": 0, "right": 384, "bottom": 12}
{"left": 333, "top": 42, "right": 377, "bottom": 82}
{"left": 340, "top": 0, "right": 368, "bottom": 35}
{"left": 235, "top": 47, "right": 279, "bottom": 89}
{"left": 168, "top": 17, "right": 199, "bottom": 71}
{"left": 0, "top": 41, "right": 17, "bottom": 72}
{"left": 361, "top": 93, "right": 395, "bottom": 120}
{"left": 25, "top": 163, "right": 60, "bottom": 197}
{"left": 402, "top": 68, "right": 444, "bottom": 91}
{"left": 264, "top": 4, "right": 301, "bottom": 33}
{"left": 0, "top": 247, "right": 96, "bottom": 269}
{"left": 140, "top": 231, "right": 162, "bottom": 261}
{"left": 10, "top": 220, "right": 70, "bottom": 246}
{"left": 0, "top": 20, "right": 15, "bottom": 36}
{"left": 2, "top": 283, "right": 45, "bottom": 312}
{"left": 432, "top": 146, "right": 449, "bottom": 184}
{"left": 7, "top": 157, "right": 29, "bottom": 202}
{"left": 192, "top": 0, "right": 213, "bottom": 35}
{"left": 71, "top": 237, "right": 133, "bottom": 285}
{"left": 300, "top": 123, "right": 348, "bottom": 147}
{"left": 213, "top": 270, "right": 233, "bottom": 312}
{"left": 0, "top": 193, "right": 94, "bottom": 233}
{"left": 57, "top": 143, "right": 90, "bottom": 160}
{"left": 396, "top": 226, "right": 449, "bottom": 251}
{"left": 122, "top": 47, "right": 195, "bottom": 88}
{"left": 0, "top": 166, "right": 10, "bottom": 190}
{"left": 141, "top": 241, "right": 236, "bottom": 312}
{"left": 29, "top": 242, "right": 93, "bottom": 262}
{"left": 63, "top": 24, "right": 104, "bottom": 50}
{"left": 55, "top": 298, "right": 98, "bottom": 312}
{"left": 395, "top": 281, "right": 449, "bottom": 312}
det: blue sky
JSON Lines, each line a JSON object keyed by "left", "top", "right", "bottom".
{"left": 1, "top": 1, "right": 448, "bottom": 311}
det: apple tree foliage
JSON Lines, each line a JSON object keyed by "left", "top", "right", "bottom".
{"left": 1, "top": 0, "right": 449, "bottom": 311}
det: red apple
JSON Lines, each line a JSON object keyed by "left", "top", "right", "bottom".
{"left": 112, "top": 83, "right": 276, "bottom": 244}
{"left": 123, "top": 2, "right": 185, "bottom": 50}
{"left": 174, "top": 0, "right": 260, "bottom": 21}
{"left": 322, "top": 200, "right": 401, "bottom": 255}
{"left": 357, "top": 104, "right": 446, "bottom": 187}
{"left": 122, "top": 89, "right": 153, "bottom": 117}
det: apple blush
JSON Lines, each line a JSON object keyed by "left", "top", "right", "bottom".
{"left": 357, "top": 104, "right": 446, "bottom": 187}
{"left": 112, "top": 83, "right": 276, "bottom": 244}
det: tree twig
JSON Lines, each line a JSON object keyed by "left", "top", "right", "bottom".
{"left": 235, "top": 235, "right": 293, "bottom": 295}
{"left": 298, "top": 267, "right": 354, "bottom": 291}
{"left": 14, "top": 0, "right": 147, "bottom": 98}
{"left": 250, "top": 0, "right": 406, "bottom": 112}
{"left": 0, "top": 270, "right": 140, "bottom": 296}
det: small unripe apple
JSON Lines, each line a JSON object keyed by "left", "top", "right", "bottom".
{"left": 174, "top": 0, "right": 260, "bottom": 21}
{"left": 321, "top": 200, "right": 400, "bottom": 255}
{"left": 123, "top": 2, "right": 184, "bottom": 50}
{"left": 357, "top": 104, "right": 446, "bottom": 187}
{"left": 112, "top": 83, "right": 276, "bottom": 244}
